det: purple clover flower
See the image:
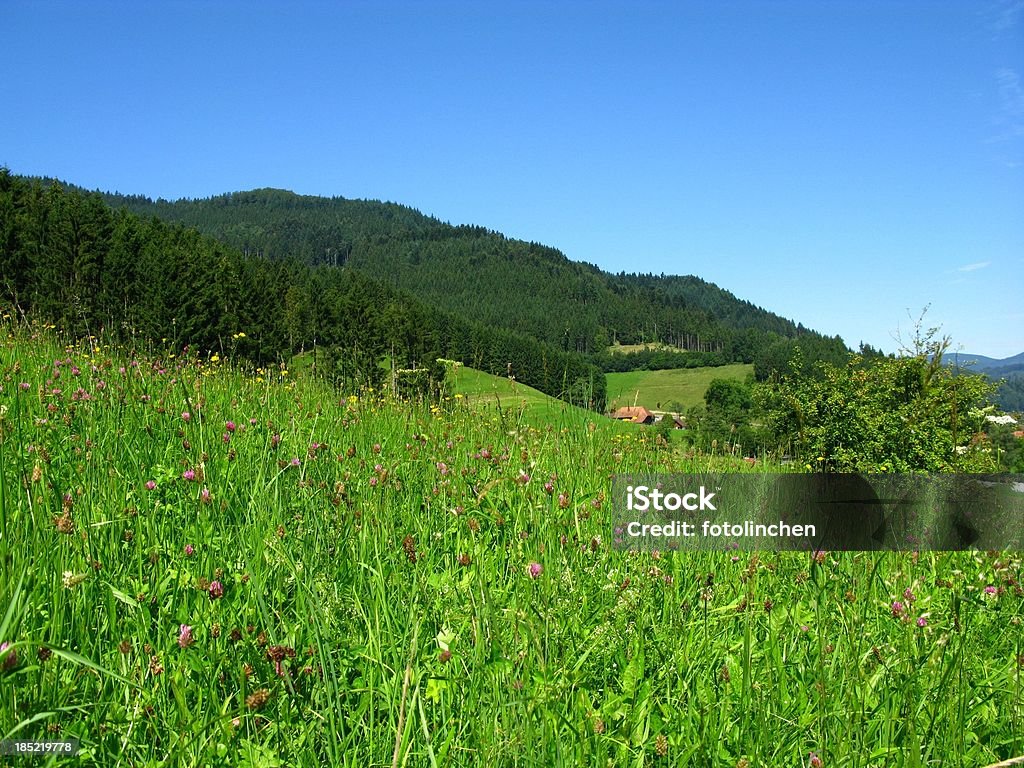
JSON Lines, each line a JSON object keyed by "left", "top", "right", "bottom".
{"left": 0, "top": 642, "right": 17, "bottom": 671}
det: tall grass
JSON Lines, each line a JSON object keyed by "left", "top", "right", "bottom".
{"left": 0, "top": 320, "right": 1020, "bottom": 766}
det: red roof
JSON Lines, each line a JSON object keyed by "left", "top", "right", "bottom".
{"left": 611, "top": 406, "right": 655, "bottom": 424}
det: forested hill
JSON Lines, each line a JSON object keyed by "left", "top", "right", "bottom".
{"left": 92, "top": 186, "right": 846, "bottom": 363}
{"left": 0, "top": 171, "right": 605, "bottom": 409}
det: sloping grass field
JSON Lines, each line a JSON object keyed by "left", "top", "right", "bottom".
{"left": 606, "top": 364, "right": 754, "bottom": 412}
{"left": 444, "top": 363, "right": 605, "bottom": 428}
{"left": 0, "top": 324, "right": 1021, "bottom": 766}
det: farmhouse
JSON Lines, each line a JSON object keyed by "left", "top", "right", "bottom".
{"left": 610, "top": 406, "right": 655, "bottom": 425}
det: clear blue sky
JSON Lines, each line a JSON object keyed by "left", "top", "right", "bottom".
{"left": 3, "top": 0, "right": 1022, "bottom": 357}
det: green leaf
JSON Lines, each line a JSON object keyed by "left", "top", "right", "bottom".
{"left": 425, "top": 677, "right": 449, "bottom": 702}
{"left": 435, "top": 626, "right": 455, "bottom": 652}
{"left": 49, "top": 647, "right": 141, "bottom": 689}
{"left": 108, "top": 583, "right": 140, "bottom": 610}
{"left": 0, "top": 567, "right": 27, "bottom": 642}
{"left": 621, "top": 640, "right": 644, "bottom": 699}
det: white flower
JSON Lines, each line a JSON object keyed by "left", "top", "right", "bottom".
{"left": 985, "top": 414, "right": 1018, "bottom": 425}
{"left": 62, "top": 571, "right": 87, "bottom": 589}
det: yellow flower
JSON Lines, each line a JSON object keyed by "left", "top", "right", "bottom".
{"left": 211, "top": 354, "right": 220, "bottom": 363}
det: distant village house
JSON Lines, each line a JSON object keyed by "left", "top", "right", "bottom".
{"left": 610, "top": 406, "right": 655, "bottom": 425}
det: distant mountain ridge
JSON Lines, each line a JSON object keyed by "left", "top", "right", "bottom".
{"left": 942, "top": 351, "right": 1024, "bottom": 412}
{"left": 946, "top": 351, "right": 1024, "bottom": 374}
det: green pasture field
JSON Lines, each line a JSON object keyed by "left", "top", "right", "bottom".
{"left": 0, "top": 323, "right": 1021, "bottom": 767}
{"left": 606, "top": 364, "right": 754, "bottom": 412}
{"left": 444, "top": 362, "right": 632, "bottom": 431}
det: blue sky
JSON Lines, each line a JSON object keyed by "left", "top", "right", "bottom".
{"left": 2, "top": 0, "right": 1022, "bottom": 357}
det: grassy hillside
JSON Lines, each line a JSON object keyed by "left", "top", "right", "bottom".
{"left": 606, "top": 363, "right": 754, "bottom": 411}
{"left": 445, "top": 364, "right": 611, "bottom": 428}
{"left": 445, "top": 365, "right": 697, "bottom": 447}
{"left": 1, "top": 323, "right": 1021, "bottom": 766}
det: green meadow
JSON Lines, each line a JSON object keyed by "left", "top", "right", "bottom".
{"left": 445, "top": 362, "right": 641, "bottom": 432}
{"left": 606, "top": 364, "right": 754, "bottom": 412}
{"left": 1, "top": 323, "right": 1021, "bottom": 767}
{"left": 446, "top": 363, "right": 583, "bottom": 421}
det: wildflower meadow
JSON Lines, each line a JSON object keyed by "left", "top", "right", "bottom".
{"left": 1, "top": 320, "right": 1021, "bottom": 767}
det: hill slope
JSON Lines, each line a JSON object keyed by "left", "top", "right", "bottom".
{"left": 447, "top": 364, "right": 632, "bottom": 427}
{"left": 90, "top": 186, "right": 845, "bottom": 363}
{"left": 944, "top": 351, "right": 1024, "bottom": 411}
{"left": 606, "top": 364, "right": 753, "bottom": 412}
{"left": 0, "top": 171, "right": 605, "bottom": 409}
